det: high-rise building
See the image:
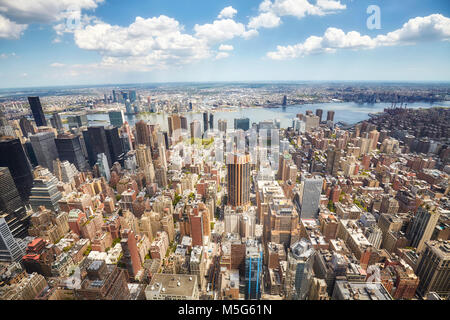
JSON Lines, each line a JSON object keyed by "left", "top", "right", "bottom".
{"left": 30, "top": 132, "right": 58, "bottom": 172}
{"left": 234, "top": 118, "right": 250, "bottom": 131}
{"left": 82, "top": 126, "right": 112, "bottom": 167}
{"left": 28, "top": 97, "right": 47, "bottom": 127}
{"left": 327, "top": 110, "right": 335, "bottom": 122}
{"left": 108, "top": 110, "right": 125, "bottom": 128}
{"left": 415, "top": 240, "right": 450, "bottom": 297}
{"left": 326, "top": 147, "right": 342, "bottom": 176}
{"left": 120, "top": 229, "right": 142, "bottom": 279}
{"left": 129, "top": 90, "right": 137, "bottom": 103}
{"left": 50, "top": 113, "right": 63, "bottom": 132}
{"left": 203, "top": 112, "right": 209, "bottom": 132}
{"left": 96, "top": 153, "right": 110, "bottom": 182}
{"left": 297, "top": 175, "right": 323, "bottom": 220}
{"left": 0, "top": 138, "right": 33, "bottom": 201}
{"left": 407, "top": 206, "right": 440, "bottom": 253}
{"left": 55, "top": 133, "right": 89, "bottom": 172}
{"left": 190, "top": 120, "right": 201, "bottom": 140}
{"left": 0, "top": 217, "right": 26, "bottom": 262}
{"left": 0, "top": 167, "right": 29, "bottom": 238}
{"left": 227, "top": 153, "right": 251, "bottom": 208}
{"left": 105, "top": 126, "right": 124, "bottom": 165}
{"left": 316, "top": 109, "right": 323, "bottom": 123}
{"left": 29, "top": 168, "right": 62, "bottom": 212}
{"left": 218, "top": 119, "right": 227, "bottom": 132}
{"left": 19, "top": 117, "right": 35, "bottom": 138}
{"left": 67, "top": 114, "right": 88, "bottom": 129}
{"left": 285, "top": 239, "right": 314, "bottom": 300}
{"left": 209, "top": 113, "right": 214, "bottom": 130}
{"left": 244, "top": 241, "right": 263, "bottom": 300}
{"left": 135, "top": 120, "right": 152, "bottom": 147}
{"left": 180, "top": 115, "right": 188, "bottom": 130}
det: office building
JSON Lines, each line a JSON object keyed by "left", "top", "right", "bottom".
{"left": 29, "top": 168, "right": 62, "bottom": 212}
{"left": 203, "top": 112, "right": 209, "bottom": 132}
{"left": 108, "top": 111, "right": 125, "bottom": 127}
{"left": 190, "top": 120, "right": 201, "bottom": 140}
{"left": 218, "top": 119, "right": 227, "bottom": 132}
{"left": 209, "top": 113, "right": 214, "bottom": 130}
{"left": 28, "top": 97, "right": 47, "bottom": 127}
{"left": 19, "top": 117, "right": 35, "bottom": 138}
{"left": 234, "top": 118, "right": 250, "bottom": 131}
{"left": 67, "top": 114, "right": 88, "bottom": 129}
{"left": 30, "top": 132, "right": 58, "bottom": 172}
{"left": 105, "top": 126, "right": 124, "bottom": 165}
{"left": 0, "top": 167, "right": 29, "bottom": 238}
{"left": 135, "top": 120, "right": 153, "bottom": 147}
{"left": 82, "top": 126, "right": 112, "bottom": 167}
{"left": 327, "top": 111, "right": 335, "bottom": 122}
{"left": 244, "top": 241, "right": 263, "bottom": 300}
{"left": 297, "top": 175, "right": 323, "bottom": 220}
{"left": 120, "top": 229, "right": 142, "bottom": 279}
{"left": 55, "top": 133, "right": 89, "bottom": 172}
{"left": 407, "top": 206, "right": 440, "bottom": 253}
{"left": 50, "top": 113, "right": 63, "bottom": 132}
{"left": 0, "top": 218, "right": 26, "bottom": 262}
{"left": 96, "top": 153, "right": 110, "bottom": 182}
{"left": 285, "top": 239, "right": 314, "bottom": 300}
{"left": 0, "top": 138, "right": 33, "bottom": 201}
{"left": 316, "top": 109, "right": 323, "bottom": 123}
{"left": 415, "top": 240, "right": 449, "bottom": 297}
{"left": 227, "top": 153, "right": 251, "bottom": 208}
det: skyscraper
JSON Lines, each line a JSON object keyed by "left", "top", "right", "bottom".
{"left": 327, "top": 110, "right": 335, "bottom": 122}
{"left": 227, "top": 153, "right": 251, "bottom": 208}
{"left": 209, "top": 113, "right": 214, "bottom": 130}
{"left": 415, "top": 240, "right": 449, "bottom": 297}
{"left": 135, "top": 120, "right": 153, "bottom": 147}
{"left": 50, "top": 112, "right": 63, "bottom": 132}
{"left": 82, "top": 126, "right": 112, "bottom": 167}
{"left": 190, "top": 120, "right": 201, "bottom": 140}
{"left": 105, "top": 126, "right": 124, "bottom": 165}
{"left": 0, "top": 217, "right": 26, "bottom": 262}
{"left": 285, "top": 239, "right": 314, "bottom": 300}
{"left": 203, "top": 112, "right": 209, "bottom": 132}
{"left": 29, "top": 168, "right": 62, "bottom": 212}
{"left": 0, "top": 138, "right": 33, "bottom": 201}
{"left": 218, "top": 119, "right": 227, "bottom": 132}
{"left": 55, "top": 133, "right": 89, "bottom": 172}
{"left": 407, "top": 206, "right": 440, "bottom": 253}
{"left": 96, "top": 153, "right": 110, "bottom": 182}
{"left": 120, "top": 229, "right": 142, "bottom": 279}
{"left": 108, "top": 110, "right": 125, "bottom": 127}
{"left": 30, "top": 132, "right": 59, "bottom": 172}
{"left": 245, "top": 241, "right": 263, "bottom": 300}
{"left": 28, "top": 97, "right": 47, "bottom": 127}
{"left": 297, "top": 175, "right": 323, "bottom": 219}
{"left": 316, "top": 109, "right": 323, "bottom": 123}
{"left": 19, "top": 117, "right": 35, "bottom": 137}
{"left": 0, "top": 167, "right": 29, "bottom": 238}
{"left": 234, "top": 118, "right": 250, "bottom": 131}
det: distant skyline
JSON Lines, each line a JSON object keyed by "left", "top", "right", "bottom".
{"left": 0, "top": 0, "right": 449, "bottom": 88}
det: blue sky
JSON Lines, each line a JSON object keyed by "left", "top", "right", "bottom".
{"left": 0, "top": 0, "right": 449, "bottom": 88}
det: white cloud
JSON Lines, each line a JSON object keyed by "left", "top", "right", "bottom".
{"left": 267, "top": 14, "right": 450, "bottom": 60}
{"left": 194, "top": 18, "right": 248, "bottom": 44}
{"left": 0, "top": 15, "right": 27, "bottom": 39}
{"left": 249, "top": 0, "right": 346, "bottom": 30}
{"left": 215, "top": 52, "right": 230, "bottom": 60}
{"left": 219, "top": 44, "right": 234, "bottom": 51}
{"left": 74, "top": 15, "right": 211, "bottom": 70}
{"left": 0, "top": 0, "right": 104, "bottom": 39}
{"left": 0, "top": 0, "right": 104, "bottom": 24}
{"left": 0, "top": 52, "right": 16, "bottom": 58}
{"left": 218, "top": 6, "right": 237, "bottom": 19}
{"left": 248, "top": 12, "right": 281, "bottom": 29}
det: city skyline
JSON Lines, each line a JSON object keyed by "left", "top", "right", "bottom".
{"left": 0, "top": 0, "right": 450, "bottom": 88}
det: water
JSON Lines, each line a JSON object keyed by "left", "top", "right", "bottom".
{"left": 85, "top": 101, "right": 450, "bottom": 131}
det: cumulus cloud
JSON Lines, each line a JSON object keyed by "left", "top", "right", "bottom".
{"left": 267, "top": 14, "right": 450, "bottom": 60}
{"left": 73, "top": 15, "right": 212, "bottom": 70}
{"left": 0, "top": 0, "right": 104, "bottom": 39}
{"left": 219, "top": 44, "right": 234, "bottom": 51}
{"left": 194, "top": 18, "right": 249, "bottom": 44}
{"left": 218, "top": 6, "right": 237, "bottom": 19}
{"left": 249, "top": 0, "right": 346, "bottom": 30}
{"left": 0, "top": 15, "right": 27, "bottom": 39}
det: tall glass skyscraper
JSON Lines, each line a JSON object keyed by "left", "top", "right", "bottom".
{"left": 28, "top": 96, "right": 47, "bottom": 127}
